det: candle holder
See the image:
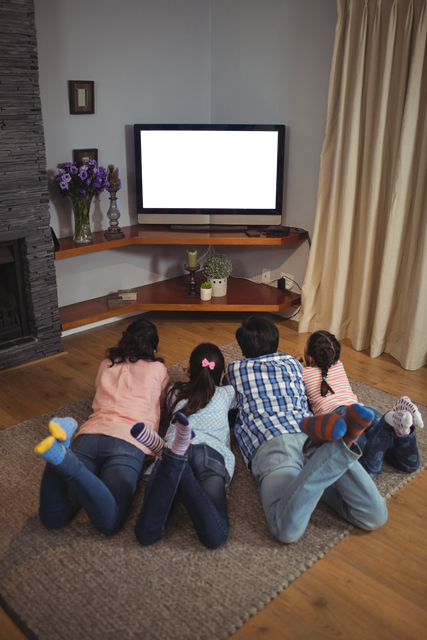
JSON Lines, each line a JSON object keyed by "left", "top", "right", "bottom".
{"left": 184, "top": 264, "right": 200, "bottom": 299}
{"left": 104, "top": 186, "right": 125, "bottom": 239}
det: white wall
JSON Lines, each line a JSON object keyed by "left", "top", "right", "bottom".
{"left": 35, "top": 0, "right": 336, "bottom": 311}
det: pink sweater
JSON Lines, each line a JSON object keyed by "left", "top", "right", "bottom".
{"left": 77, "top": 358, "right": 169, "bottom": 455}
{"left": 303, "top": 361, "right": 358, "bottom": 415}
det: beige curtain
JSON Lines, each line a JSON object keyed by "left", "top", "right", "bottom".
{"left": 299, "top": 0, "right": 427, "bottom": 371}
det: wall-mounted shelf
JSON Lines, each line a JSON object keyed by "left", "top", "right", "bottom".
{"left": 54, "top": 225, "right": 307, "bottom": 258}
{"left": 55, "top": 225, "right": 305, "bottom": 331}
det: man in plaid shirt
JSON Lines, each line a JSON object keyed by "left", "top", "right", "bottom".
{"left": 227, "top": 315, "right": 387, "bottom": 543}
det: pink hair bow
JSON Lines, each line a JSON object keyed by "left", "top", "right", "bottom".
{"left": 202, "top": 358, "right": 215, "bottom": 370}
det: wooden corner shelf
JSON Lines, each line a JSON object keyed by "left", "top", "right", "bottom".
{"left": 54, "top": 225, "right": 307, "bottom": 259}
{"left": 56, "top": 225, "right": 305, "bottom": 331}
{"left": 59, "top": 273, "right": 302, "bottom": 331}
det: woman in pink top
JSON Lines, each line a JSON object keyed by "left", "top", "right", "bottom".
{"left": 34, "top": 318, "right": 169, "bottom": 535}
{"left": 302, "top": 331, "right": 422, "bottom": 478}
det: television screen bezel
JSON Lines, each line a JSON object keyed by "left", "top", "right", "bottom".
{"left": 134, "top": 123, "right": 285, "bottom": 227}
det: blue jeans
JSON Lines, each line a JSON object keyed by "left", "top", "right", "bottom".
{"left": 333, "top": 405, "right": 420, "bottom": 478}
{"left": 251, "top": 432, "right": 387, "bottom": 543}
{"left": 39, "top": 434, "right": 145, "bottom": 535}
{"left": 134, "top": 444, "right": 230, "bottom": 549}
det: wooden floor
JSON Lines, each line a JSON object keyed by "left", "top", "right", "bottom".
{"left": 1, "top": 311, "right": 426, "bottom": 640}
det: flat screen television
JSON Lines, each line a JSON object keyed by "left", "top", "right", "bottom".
{"left": 134, "top": 124, "right": 285, "bottom": 229}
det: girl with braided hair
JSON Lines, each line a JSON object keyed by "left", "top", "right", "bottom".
{"left": 131, "top": 342, "right": 236, "bottom": 549}
{"left": 302, "top": 330, "right": 423, "bottom": 478}
{"left": 303, "top": 330, "right": 349, "bottom": 405}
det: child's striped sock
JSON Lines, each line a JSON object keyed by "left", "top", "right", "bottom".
{"left": 34, "top": 436, "right": 66, "bottom": 465}
{"left": 131, "top": 423, "right": 164, "bottom": 455}
{"left": 170, "top": 412, "right": 194, "bottom": 456}
{"left": 49, "top": 416, "right": 77, "bottom": 448}
{"left": 385, "top": 409, "right": 413, "bottom": 436}
{"left": 342, "top": 404, "right": 374, "bottom": 444}
{"left": 388, "top": 396, "right": 424, "bottom": 430}
{"left": 301, "top": 413, "right": 347, "bottom": 443}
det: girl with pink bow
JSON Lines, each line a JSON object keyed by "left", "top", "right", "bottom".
{"left": 131, "top": 342, "right": 237, "bottom": 549}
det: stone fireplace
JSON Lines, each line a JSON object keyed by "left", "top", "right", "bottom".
{"left": 0, "top": 238, "right": 30, "bottom": 343}
{"left": 0, "top": 0, "right": 63, "bottom": 370}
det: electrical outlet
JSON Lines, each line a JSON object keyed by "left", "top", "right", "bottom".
{"left": 281, "top": 273, "right": 294, "bottom": 290}
{"left": 262, "top": 268, "right": 270, "bottom": 284}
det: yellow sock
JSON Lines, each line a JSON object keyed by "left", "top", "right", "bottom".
{"left": 34, "top": 436, "right": 66, "bottom": 465}
{"left": 49, "top": 420, "right": 66, "bottom": 440}
{"left": 34, "top": 436, "right": 56, "bottom": 455}
{"left": 48, "top": 417, "right": 77, "bottom": 447}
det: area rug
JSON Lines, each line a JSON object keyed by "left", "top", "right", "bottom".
{"left": 1, "top": 342, "right": 426, "bottom": 640}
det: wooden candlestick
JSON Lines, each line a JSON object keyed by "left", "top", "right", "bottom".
{"left": 184, "top": 264, "right": 200, "bottom": 299}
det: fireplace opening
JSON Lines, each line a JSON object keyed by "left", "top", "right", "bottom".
{"left": 0, "top": 240, "right": 30, "bottom": 346}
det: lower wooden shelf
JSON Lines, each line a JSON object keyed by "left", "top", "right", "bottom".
{"left": 59, "top": 274, "right": 301, "bottom": 331}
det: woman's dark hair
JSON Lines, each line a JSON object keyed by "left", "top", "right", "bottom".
{"left": 166, "top": 343, "right": 225, "bottom": 419}
{"left": 306, "top": 330, "right": 341, "bottom": 397}
{"left": 106, "top": 318, "right": 163, "bottom": 366}
{"left": 236, "top": 315, "right": 279, "bottom": 358}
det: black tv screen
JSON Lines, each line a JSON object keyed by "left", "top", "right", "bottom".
{"left": 134, "top": 124, "right": 285, "bottom": 228}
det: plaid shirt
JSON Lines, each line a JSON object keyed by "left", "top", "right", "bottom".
{"left": 227, "top": 352, "right": 312, "bottom": 466}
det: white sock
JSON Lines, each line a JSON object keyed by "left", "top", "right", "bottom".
{"left": 385, "top": 409, "right": 412, "bottom": 436}
{"left": 393, "top": 396, "right": 424, "bottom": 429}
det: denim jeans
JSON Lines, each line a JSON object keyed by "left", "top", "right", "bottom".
{"left": 333, "top": 405, "right": 420, "bottom": 478}
{"left": 39, "top": 434, "right": 145, "bottom": 535}
{"left": 251, "top": 432, "right": 387, "bottom": 543}
{"left": 134, "top": 444, "right": 230, "bottom": 549}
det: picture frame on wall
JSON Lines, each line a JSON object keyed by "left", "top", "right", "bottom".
{"left": 69, "top": 80, "right": 95, "bottom": 114}
{"left": 73, "top": 148, "right": 98, "bottom": 166}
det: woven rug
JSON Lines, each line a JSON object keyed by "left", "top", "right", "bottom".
{"left": 1, "top": 341, "right": 426, "bottom": 640}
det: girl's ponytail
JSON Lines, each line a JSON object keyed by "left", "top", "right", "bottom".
{"left": 166, "top": 343, "right": 225, "bottom": 420}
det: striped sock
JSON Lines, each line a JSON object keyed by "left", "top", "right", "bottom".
{"left": 391, "top": 396, "right": 424, "bottom": 429}
{"left": 385, "top": 409, "right": 413, "bottom": 436}
{"left": 170, "top": 412, "right": 194, "bottom": 456}
{"left": 301, "top": 413, "right": 347, "bottom": 443}
{"left": 342, "top": 404, "right": 374, "bottom": 444}
{"left": 34, "top": 436, "right": 66, "bottom": 465}
{"left": 131, "top": 423, "right": 164, "bottom": 455}
{"left": 49, "top": 416, "right": 78, "bottom": 448}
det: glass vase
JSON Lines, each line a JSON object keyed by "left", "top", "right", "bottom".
{"left": 69, "top": 194, "right": 94, "bottom": 243}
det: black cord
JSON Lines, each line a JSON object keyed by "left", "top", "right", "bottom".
{"left": 283, "top": 306, "right": 301, "bottom": 320}
{"left": 291, "top": 227, "right": 311, "bottom": 248}
{"left": 286, "top": 277, "right": 302, "bottom": 292}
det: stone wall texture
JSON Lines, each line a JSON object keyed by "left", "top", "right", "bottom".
{"left": 0, "top": 0, "right": 63, "bottom": 370}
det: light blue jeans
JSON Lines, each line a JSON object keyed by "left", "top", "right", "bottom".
{"left": 251, "top": 433, "right": 388, "bottom": 543}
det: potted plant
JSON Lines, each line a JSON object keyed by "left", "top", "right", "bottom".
{"left": 200, "top": 281, "right": 212, "bottom": 301}
{"left": 202, "top": 254, "right": 233, "bottom": 297}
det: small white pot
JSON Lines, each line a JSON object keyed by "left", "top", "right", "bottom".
{"left": 200, "top": 287, "right": 212, "bottom": 301}
{"left": 208, "top": 277, "right": 228, "bottom": 297}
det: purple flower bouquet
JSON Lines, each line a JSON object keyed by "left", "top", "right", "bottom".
{"left": 52, "top": 160, "right": 110, "bottom": 243}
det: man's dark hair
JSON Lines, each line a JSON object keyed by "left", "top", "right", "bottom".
{"left": 236, "top": 315, "right": 279, "bottom": 358}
